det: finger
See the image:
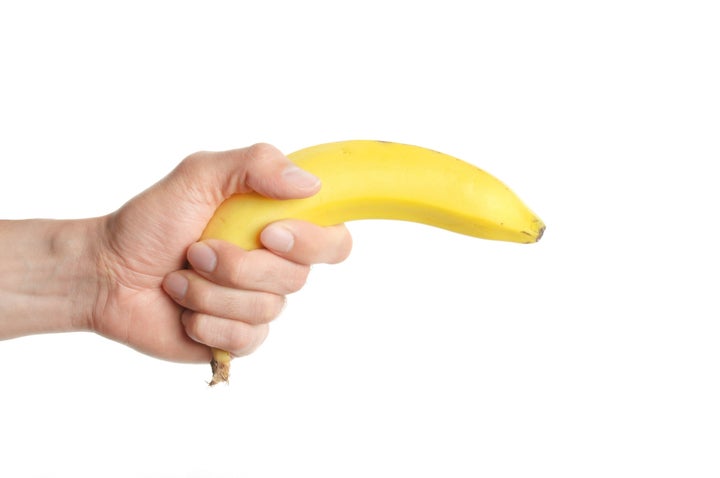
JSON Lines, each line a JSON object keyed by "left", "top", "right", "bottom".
{"left": 186, "top": 239, "right": 310, "bottom": 295}
{"left": 162, "top": 270, "right": 286, "bottom": 325}
{"left": 260, "top": 220, "right": 353, "bottom": 265}
{"left": 172, "top": 143, "right": 321, "bottom": 206}
{"left": 181, "top": 310, "right": 269, "bottom": 357}
{"left": 241, "top": 143, "right": 321, "bottom": 199}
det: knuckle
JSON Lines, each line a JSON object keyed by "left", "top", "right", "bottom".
{"left": 172, "top": 151, "right": 225, "bottom": 203}
{"left": 228, "top": 323, "right": 269, "bottom": 357}
{"left": 184, "top": 278, "right": 211, "bottom": 312}
{"left": 228, "top": 249, "right": 252, "bottom": 287}
{"left": 327, "top": 227, "right": 353, "bottom": 264}
{"left": 184, "top": 311, "right": 259, "bottom": 357}
{"left": 284, "top": 265, "right": 310, "bottom": 293}
{"left": 246, "top": 142, "right": 278, "bottom": 162}
{"left": 185, "top": 150, "right": 210, "bottom": 162}
{"left": 251, "top": 250, "right": 308, "bottom": 294}
{"left": 182, "top": 311, "right": 208, "bottom": 344}
{"left": 177, "top": 150, "right": 209, "bottom": 173}
{"left": 225, "top": 326, "right": 254, "bottom": 355}
{"left": 250, "top": 293, "right": 286, "bottom": 323}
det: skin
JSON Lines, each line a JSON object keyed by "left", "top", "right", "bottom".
{"left": 0, "top": 143, "right": 352, "bottom": 364}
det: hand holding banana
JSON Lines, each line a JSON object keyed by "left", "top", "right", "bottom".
{"left": 202, "top": 140, "right": 545, "bottom": 385}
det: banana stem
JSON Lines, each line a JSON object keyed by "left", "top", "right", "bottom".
{"left": 209, "top": 348, "right": 232, "bottom": 386}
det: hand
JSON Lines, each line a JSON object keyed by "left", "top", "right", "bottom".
{"left": 92, "top": 143, "right": 352, "bottom": 363}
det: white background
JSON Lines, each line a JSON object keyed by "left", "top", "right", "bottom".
{"left": 1, "top": 1, "right": 719, "bottom": 477}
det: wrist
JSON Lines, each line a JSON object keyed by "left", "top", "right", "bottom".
{"left": 0, "top": 217, "right": 104, "bottom": 339}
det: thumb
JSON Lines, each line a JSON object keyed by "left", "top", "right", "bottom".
{"left": 231, "top": 143, "right": 321, "bottom": 199}
{"left": 174, "top": 143, "right": 321, "bottom": 206}
{"left": 106, "top": 143, "right": 321, "bottom": 267}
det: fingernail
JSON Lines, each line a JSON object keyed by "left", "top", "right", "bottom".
{"left": 164, "top": 273, "right": 188, "bottom": 301}
{"left": 188, "top": 242, "right": 217, "bottom": 273}
{"left": 282, "top": 165, "right": 320, "bottom": 191}
{"left": 261, "top": 224, "right": 294, "bottom": 253}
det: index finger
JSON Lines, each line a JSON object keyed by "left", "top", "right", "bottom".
{"left": 260, "top": 220, "right": 353, "bottom": 265}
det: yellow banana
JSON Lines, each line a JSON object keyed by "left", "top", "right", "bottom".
{"left": 201, "top": 140, "right": 545, "bottom": 385}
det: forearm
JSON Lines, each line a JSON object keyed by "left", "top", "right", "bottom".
{"left": 0, "top": 218, "right": 101, "bottom": 339}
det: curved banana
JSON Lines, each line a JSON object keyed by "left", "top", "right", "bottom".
{"left": 201, "top": 140, "right": 545, "bottom": 385}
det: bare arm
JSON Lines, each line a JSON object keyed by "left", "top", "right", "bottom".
{"left": 0, "top": 218, "right": 101, "bottom": 339}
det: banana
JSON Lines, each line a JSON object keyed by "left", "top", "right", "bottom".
{"left": 201, "top": 140, "right": 545, "bottom": 385}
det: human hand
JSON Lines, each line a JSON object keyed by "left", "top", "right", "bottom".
{"left": 91, "top": 144, "right": 352, "bottom": 363}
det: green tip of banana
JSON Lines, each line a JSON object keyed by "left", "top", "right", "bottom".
{"left": 201, "top": 139, "right": 546, "bottom": 385}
